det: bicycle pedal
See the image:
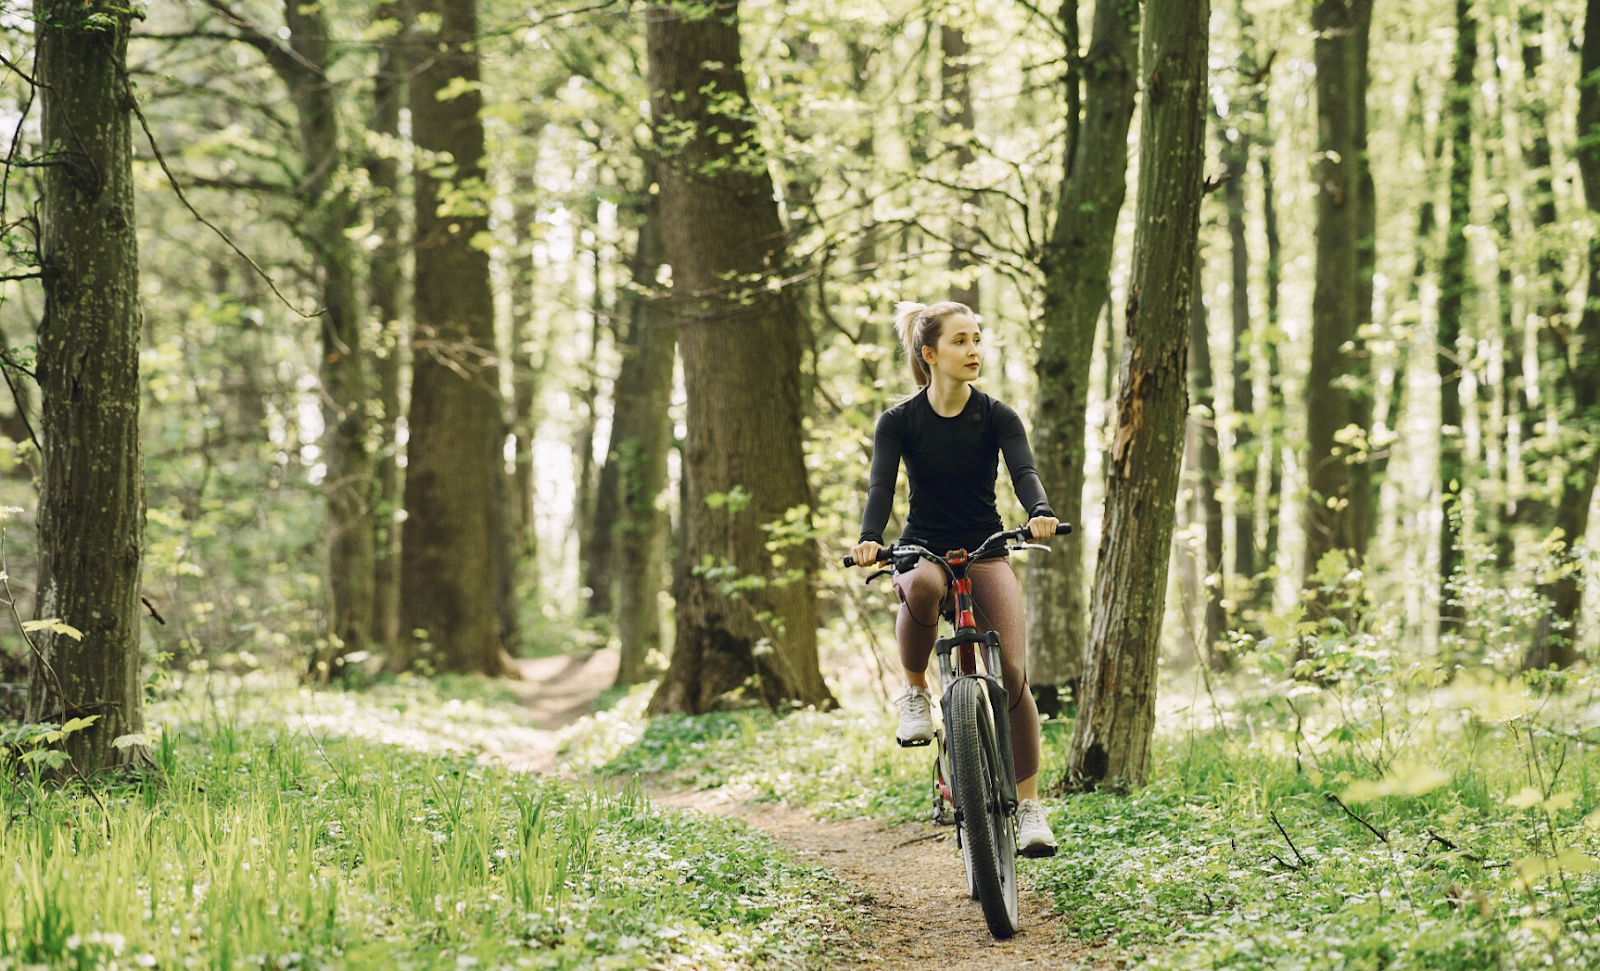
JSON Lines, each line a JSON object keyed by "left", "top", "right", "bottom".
{"left": 1019, "top": 843, "right": 1059, "bottom": 859}
{"left": 896, "top": 736, "right": 933, "bottom": 748}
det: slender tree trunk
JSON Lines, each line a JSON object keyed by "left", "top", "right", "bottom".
{"left": 1222, "top": 109, "right": 1255, "bottom": 597}
{"left": 1303, "top": 0, "right": 1372, "bottom": 596}
{"left": 509, "top": 178, "right": 541, "bottom": 570}
{"left": 646, "top": 0, "right": 834, "bottom": 713}
{"left": 942, "top": 18, "right": 980, "bottom": 310}
{"left": 1029, "top": 0, "right": 1140, "bottom": 704}
{"left": 397, "top": 0, "right": 512, "bottom": 676}
{"left": 1259, "top": 144, "right": 1284, "bottom": 589}
{"left": 1525, "top": 0, "right": 1600, "bottom": 670}
{"left": 1518, "top": 7, "right": 1560, "bottom": 531}
{"left": 27, "top": 0, "right": 147, "bottom": 772}
{"left": 269, "top": 0, "right": 376, "bottom": 676}
{"left": 1437, "top": 0, "right": 1475, "bottom": 633}
{"left": 1066, "top": 0, "right": 1208, "bottom": 792}
{"left": 367, "top": 0, "right": 405, "bottom": 655}
{"left": 1188, "top": 254, "right": 1228, "bottom": 666}
{"left": 578, "top": 208, "right": 613, "bottom": 615}
{"left": 1349, "top": 19, "right": 1378, "bottom": 554}
{"left": 614, "top": 190, "right": 676, "bottom": 685}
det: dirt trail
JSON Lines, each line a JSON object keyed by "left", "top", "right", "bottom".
{"left": 514, "top": 650, "right": 1117, "bottom": 971}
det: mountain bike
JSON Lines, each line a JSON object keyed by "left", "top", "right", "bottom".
{"left": 843, "top": 524, "right": 1061, "bottom": 940}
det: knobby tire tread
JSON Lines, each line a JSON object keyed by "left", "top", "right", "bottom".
{"left": 950, "top": 677, "right": 1019, "bottom": 939}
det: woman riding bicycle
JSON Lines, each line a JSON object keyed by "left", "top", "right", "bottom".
{"left": 850, "top": 299, "right": 1059, "bottom": 858}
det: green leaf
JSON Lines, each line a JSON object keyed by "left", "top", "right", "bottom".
{"left": 59, "top": 715, "right": 99, "bottom": 736}
{"left": 113, "top": 733, "right": 150, "bottom": 750}
{"left": 1341, "top": 761, "right": 1451, "bottom": 803}
{"left": 19, "top": 749, "right": 68, "bottom": 769}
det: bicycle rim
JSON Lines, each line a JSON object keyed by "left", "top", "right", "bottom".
{"left": 949, "top": 678, "right": 1020, "bottom": 938}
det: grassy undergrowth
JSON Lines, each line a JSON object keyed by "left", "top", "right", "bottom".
{"left": 566, "top": 670, "right": 1600, "bottom": 970}
{"left": 0, "top": 675, "right": 858, "bottom": 971}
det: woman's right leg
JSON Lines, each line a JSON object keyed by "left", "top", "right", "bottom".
{"left": 893, "top": 559, "right": 946, "bottom": 680}
{"left": 890, "top": 560, "right": 946, "bottom": 744}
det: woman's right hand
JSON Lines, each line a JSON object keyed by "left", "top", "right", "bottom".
{"left": 851, "top": 540, "right": 883, "bottom": 567}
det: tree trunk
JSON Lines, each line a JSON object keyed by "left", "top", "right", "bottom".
{"left": 397, "top": 0, "right": 512, "bottom": 676}
{"left": 1525, "top": 0, "right": 1600, "bottom": 671}
{"left": 509, "top": 178, "right": 542, "bottom": 571}
{"left": 1066, "top": 0, "right": 1207, "bottom": 792}
{"left": 1437, "top": 0, "right": 1475, "bottom": 634}
{"left": 1188, "top": 255, "right": 1228, "bottom": 667}
{"left": 577, "top": 212, "right": 612, "bottom": 615}
{"left": 280, "top": 0, "right": 376, "bottom": 677}
{"left": 645, "top": 0, "right": 834, "bottom": 714}
{"left": 1302, "top": 0, "right": 1372, "bottom": 595}
{"left": 27, "top": 0, "right": 148, "bottom": 772}
{"left": 1349, "top": 19, "right": 1378, "bottom": 554}
{"left": 1516, "top": 7, "right": 1560, "bottom": 533}
{"left": 942, "top": 19, "right": 980, "bottom": 310}
{"left": 1028, "top": 0, "right": 1140, "bottom": 701}
{"left": 367, "top": 0, "right": 405, "bottom": 655}
{"left": 1259, "top": 142, "right": 1284, "bottom": 592}
{"left": 1222, "top": 105, "right": 1255, "bottom": 596}
{"left": 614, "top": 189, "right": 676, "bottom": 686}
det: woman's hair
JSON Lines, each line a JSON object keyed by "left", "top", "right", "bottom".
{"left": 892, "top": 301, "right": 975, "bottom": 388}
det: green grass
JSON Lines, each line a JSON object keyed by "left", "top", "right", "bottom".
{"left": 0, "top": 679, "right": 859, "bottom": 971}
{"left": 568, "top": 670, "right": 1600, "bottom": 971}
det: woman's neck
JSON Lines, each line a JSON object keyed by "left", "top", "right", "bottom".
{"left": 925, "top": 375, "right": 973, "bottom": 417}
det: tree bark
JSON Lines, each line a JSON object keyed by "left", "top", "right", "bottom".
{"left": 367, "top": 0, "right": 405, "bottom": 654}
{"left": 1066, "top": 0, "right": 1207, "bottom": 792}
{"left": 645, "top": 0, "right": 834, "bottom": 713}
{"left": 27, "top": 0, "right": 148, "bottom": 772}
{"left": 1302, "top": 0, "right": 1372, "bottom": 594}
{"left": 613, "top": 188, "right": 676, "bottom": 686}
{"left": 1028, "top": 0, "right": 1140, "bottom": 701}
{"left": 397, "top": 0, "right": 512, "bottom": 676}
{"left": 1525, "top": 0, "right": 1600, "bottom": 670}
{"left": 1437, "top": 0, "right": 1475, "bottom": 633}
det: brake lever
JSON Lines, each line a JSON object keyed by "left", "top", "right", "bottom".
{"left": 1015, "top": 542, "right": 1051, "bottom": 552}
{"left": 865, "top": 568, "right": 892, "bottom": 584}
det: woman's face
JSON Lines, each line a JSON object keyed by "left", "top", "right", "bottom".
{"left": 922, "top": 315, "right": 983, "bottom": 384}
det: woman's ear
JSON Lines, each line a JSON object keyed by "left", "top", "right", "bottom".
{"left": 922, "top": 344, "right": 937, "bottom": 367}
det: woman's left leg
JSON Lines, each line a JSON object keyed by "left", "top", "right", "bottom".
{"left": 969, "top": 559, "right": 1042, "bottom": 798}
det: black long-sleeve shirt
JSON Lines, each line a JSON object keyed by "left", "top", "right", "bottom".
{"left": 858, "top": 388, "right": 1054, "bottom": 554}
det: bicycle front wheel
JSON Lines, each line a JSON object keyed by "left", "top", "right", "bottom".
{"left": 949, "top": 676, "right": 1019, "bottom": 939}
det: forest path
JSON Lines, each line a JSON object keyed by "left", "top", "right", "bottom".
{"left": 509, "top": 650, "right": 1117, "bottom": 970}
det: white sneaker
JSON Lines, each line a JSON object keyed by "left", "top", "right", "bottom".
{"left": 894, "top": 685, "right": 935, "bottom": 747}
{"left": 1017, "top": 799, "right": 1058, "bottom": 858}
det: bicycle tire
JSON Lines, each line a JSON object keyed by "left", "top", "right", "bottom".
{"left": 949, "top": 677, "right": 1020, "bottom": 939}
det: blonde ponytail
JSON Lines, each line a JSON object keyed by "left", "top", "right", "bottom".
{"left": 892, "top": 299, "right": 974, "bottom": 389}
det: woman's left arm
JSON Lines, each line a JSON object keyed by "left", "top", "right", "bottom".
{"left": 996, "top": 402, "right": 1059, "bottom": 539}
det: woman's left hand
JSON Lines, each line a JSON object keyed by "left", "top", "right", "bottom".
{"left": 1026, "top": 516, "right": 1058, "bottom": 540}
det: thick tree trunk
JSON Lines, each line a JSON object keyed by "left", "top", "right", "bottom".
{"left": 397, "top": 0, "right": 512, "bottom": 676}
{"left": 1066, "top": 0, "right": 1207, "bottom": 792}
{"left": 645, "top": 0, "right": 834, "bottom": 714}
{"left": 1028, "top": 0, "right": 1140, "bottom": 700}
{"left": 1437, "top": 0, "right": 1475, "bottom": 633}
{"left": 1302, "top": 0, "right": 1372, "bottom": 594}
{"left": 281, "top": 0, "right": 376, "bottom": 676}
{"left": 1188, "top": 256, "right": 1228, "bottom": 667}
{"left": 27, "top": 0, "right": 148, "bottom": 772}
{"left": 367, "top": 0, "right": 405, "bottom": 654}
{"left": 1525, "top": 0, "right": 1600, "bottom": 670}
{"left": 613, "top": 192, "right": 676, "bottom": 686}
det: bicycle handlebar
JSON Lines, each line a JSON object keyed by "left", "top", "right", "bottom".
{"left": 840, "top": 522, "right": 1071, "bottom": 569}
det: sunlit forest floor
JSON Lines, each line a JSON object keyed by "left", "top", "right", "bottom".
{"left": 6, "top": 648, "right": 1600, "bottom": 970}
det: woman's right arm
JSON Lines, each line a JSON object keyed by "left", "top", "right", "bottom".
{"left": 855, "top": 411, "right": 903, "bottom": 562}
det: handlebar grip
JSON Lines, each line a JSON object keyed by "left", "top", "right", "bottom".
{"left": 841, "top": 554, "right": 857, "bottom": 568}
{"left": 843, "top": 549, "right": 894, "bottom": 567}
